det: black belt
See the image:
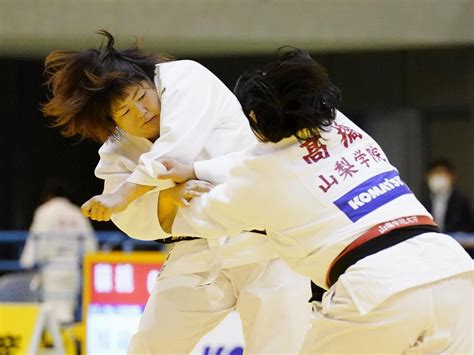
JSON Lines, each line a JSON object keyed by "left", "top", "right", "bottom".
{"left": 309, "top": 281, "right": 326, "bottom": 303}
{"left": 154, "top": 236, "right": 201, "bottom": 244}
{"left": 328, "top": 225, "right": 439, "bottom": 286}
{"left": 154, "top": 230, "right": 266, "bottom": 245}
{"left": 309, "top": 225, "right": 440, "bottom": 303}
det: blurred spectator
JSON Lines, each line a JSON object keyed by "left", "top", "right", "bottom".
{"left": 20, "top": 178, "right": 97, "bottom": 324}
{"left": 422, "top": 159, "right": 473, "bottom": 233}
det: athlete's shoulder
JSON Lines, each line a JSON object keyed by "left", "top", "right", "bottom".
{"left": 232, "top": 140, "right": 287, "bottom": 176}
{"left": 155, "top": 60, "right": 212, "bottom": 78}
{"left": 333, "top": 110, "right": 356, "bottom": 126}
{"left": 157, "top": 59, "right": 203, "bottom": 68}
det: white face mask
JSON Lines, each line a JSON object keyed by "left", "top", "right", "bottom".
{"left": 428, "top": 174, "right": 451, "bottom": 194}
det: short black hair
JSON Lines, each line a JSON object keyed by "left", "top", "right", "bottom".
{"left": 234, "top": 48, "right": 341, "bottom": 143}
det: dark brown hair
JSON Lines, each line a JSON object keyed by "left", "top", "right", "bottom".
{"left": 234, "top": 48, "right": 341, "bottom": 143}
{"left": 42, "top": 30, "right": 172, "bottom": 143}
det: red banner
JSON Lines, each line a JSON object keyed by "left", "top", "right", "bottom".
{"left": 89, "top": 261, "right": 163, "bottom": 305}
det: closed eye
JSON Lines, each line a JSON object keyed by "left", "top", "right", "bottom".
{"left": 138, "top": 92, "right": 146, "bottom": 101}
{"left": 120, "top": 109, "right": 130, "bottom": 117}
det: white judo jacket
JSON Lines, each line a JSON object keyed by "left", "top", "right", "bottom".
{"left": 95, "top": 60, "right": 278, "bottom": 277}
{"left": 173, "top": 111, "right": 473, "bottom": 314}
{"left": 20, "top": 197, "right": 97, "bottom": 323}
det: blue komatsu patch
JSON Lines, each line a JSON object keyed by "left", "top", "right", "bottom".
{"left": 334, "top": 170, "right": 412, "bottom": 222}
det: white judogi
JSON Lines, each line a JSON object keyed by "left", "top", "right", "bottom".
{"left": 20, "top": 197, "right": 97, "bottom": 324}
{"left": 173, "top": 111, "right": 474, "bottom": 354}
{"left": 96, "top": 60, "right": 311, "bottom": 354}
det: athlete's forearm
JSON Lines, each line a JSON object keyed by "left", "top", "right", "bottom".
{"left": 82, "top": 182, "right": 155, "bottom": 221}
{"left": 118, "top": 182, "right": 155, "bottom": 205}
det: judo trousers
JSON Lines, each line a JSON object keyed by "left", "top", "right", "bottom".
{"left": 302, "top": 271, "right": 473, "bottom": 354}
{"left": 128, "top": 258, "right": 312, "bottom": 354}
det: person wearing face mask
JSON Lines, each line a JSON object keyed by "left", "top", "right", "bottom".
{"left": 424, "top": 159, "right": 473, "bottom": 233}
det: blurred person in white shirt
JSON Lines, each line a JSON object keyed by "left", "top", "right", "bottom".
{"left": 20, "top": 178, "right": 97, "bottom": 324}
